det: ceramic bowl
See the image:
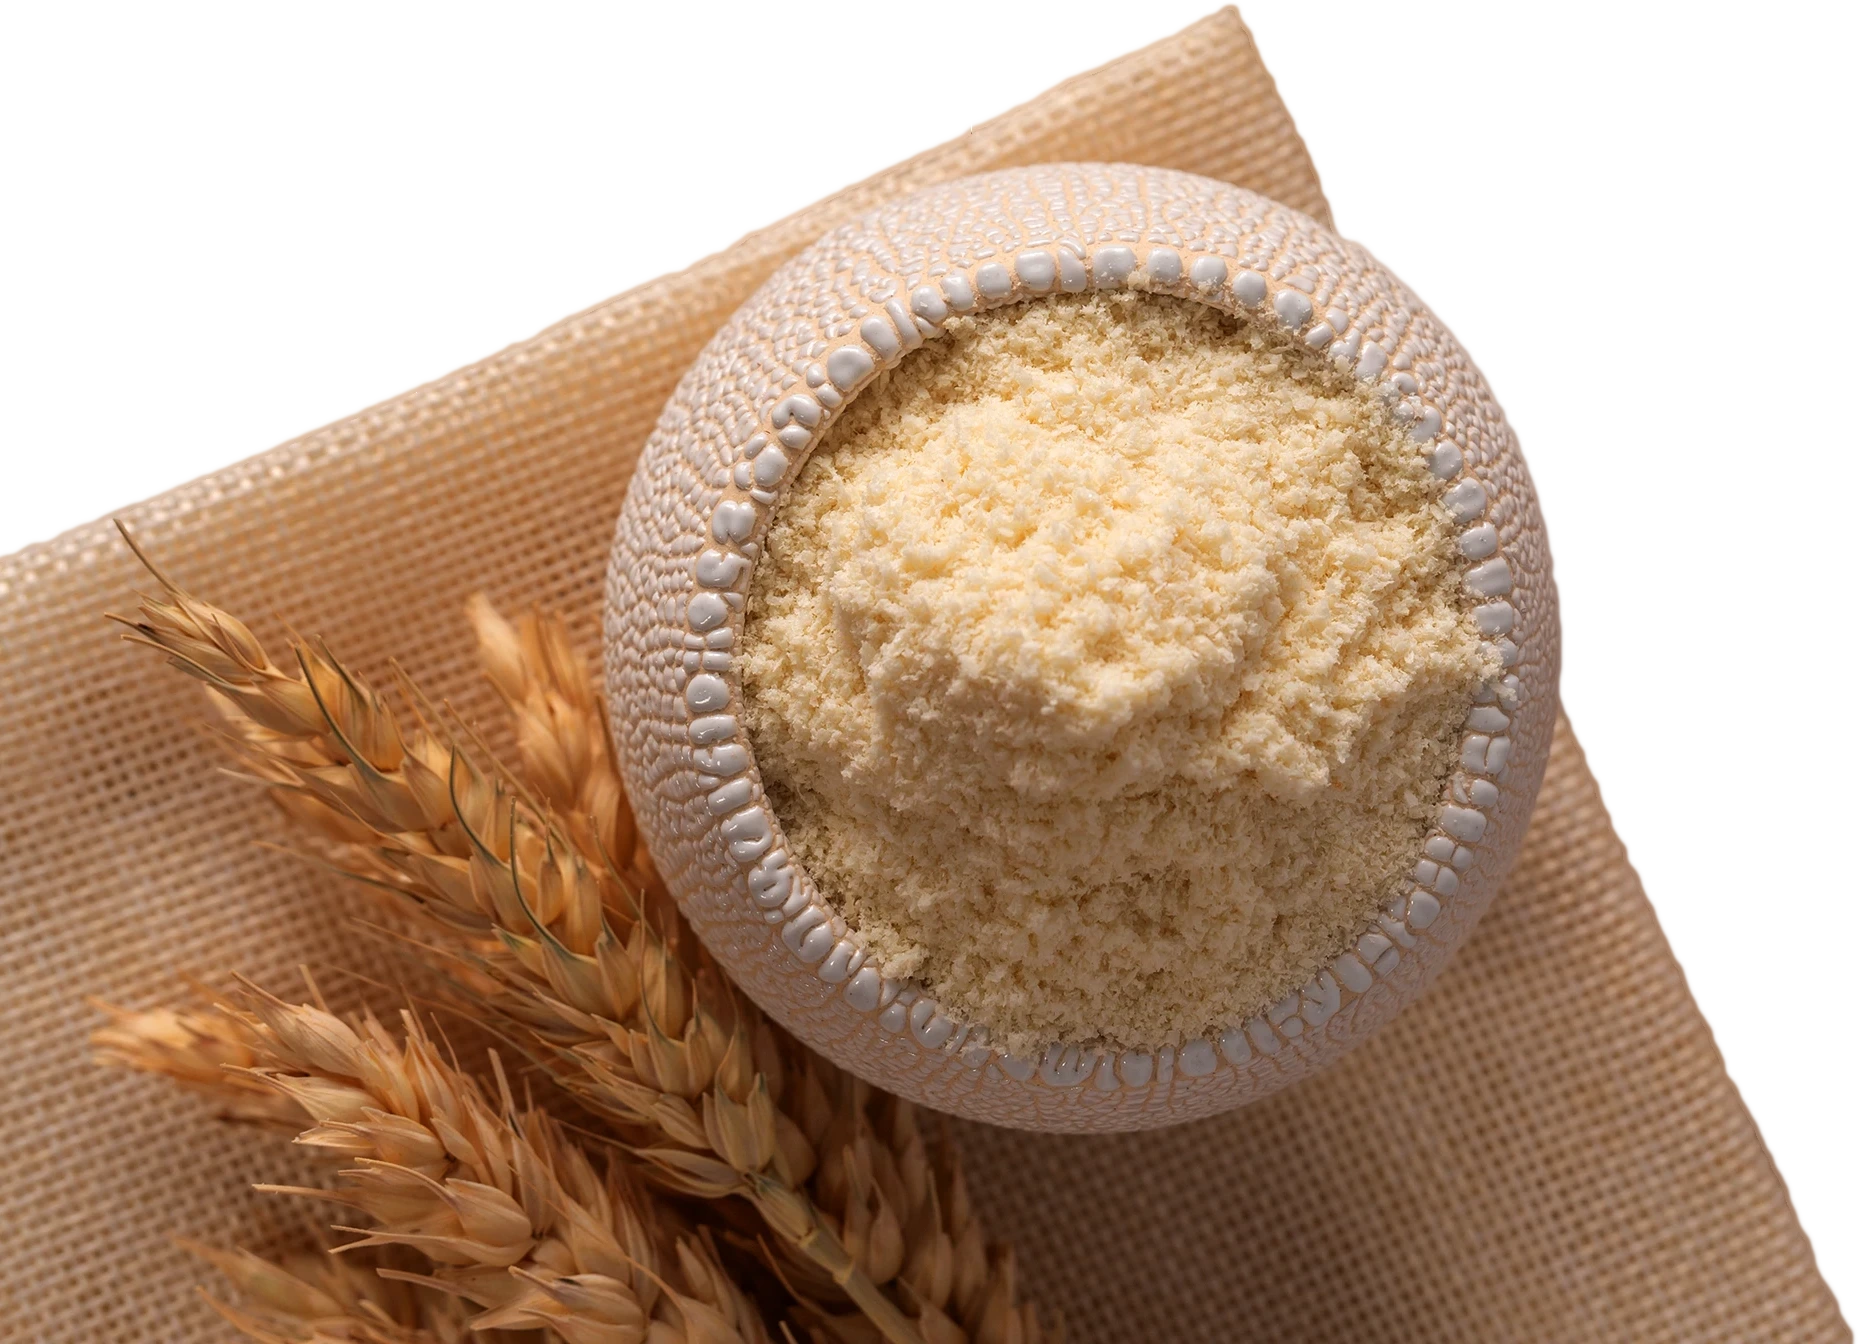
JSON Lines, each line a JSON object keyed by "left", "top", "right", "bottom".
{"left": 604, "top": 163, "right": 1559, "bottom": 1132}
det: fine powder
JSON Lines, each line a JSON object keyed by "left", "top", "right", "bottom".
{"left": 740, "top": 293, "right": 1492, "bottom": 1053}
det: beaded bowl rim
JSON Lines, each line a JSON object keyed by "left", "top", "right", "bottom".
{"left": 606, "top": 163, "right": 1557, "bottom": 1131}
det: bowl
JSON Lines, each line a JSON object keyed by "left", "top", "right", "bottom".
{"left": 604, "top": 162, "right": 1558, "bottom": 1131}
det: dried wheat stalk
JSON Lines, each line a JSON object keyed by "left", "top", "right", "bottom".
{"left": 111, "top": 527, "right": 1054, "bottom": 1344}
{"left": 99, "top": 980, "right": 772, "bottom": 1344}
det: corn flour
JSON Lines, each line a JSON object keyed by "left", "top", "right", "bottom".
{"left": 741, "top": 293, "right": 1490, "bottom": 1052}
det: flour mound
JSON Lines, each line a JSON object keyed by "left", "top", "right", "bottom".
{"left": 742, "top": 293, "right": 1489, "bottom": 1052}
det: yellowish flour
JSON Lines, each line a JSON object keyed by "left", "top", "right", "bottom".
{"left": 741, "top": 293, "right": 1491, "bottom": 1052}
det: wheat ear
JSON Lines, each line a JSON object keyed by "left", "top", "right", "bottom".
{"left": 98, "top": 983, "right": 772, "bottom": 1344}
{"left": 112, "top": 528, "right": 1051, "bottom": 1344}
{"left": 465, "top": 600, "right": 1054, "bottom": 1344}
{"left": 178, "top": 1239, "right": 481, "bottom": 1344}
{"left": 91, "top": 999, "right": 302, "bottom": 1127}
{"left": 464, "top": 594, "right": 646, "bottom": 889}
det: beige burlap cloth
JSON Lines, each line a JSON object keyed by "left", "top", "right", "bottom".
{"left": 0, "top": 10, "right": 1845, "bottom": 1341}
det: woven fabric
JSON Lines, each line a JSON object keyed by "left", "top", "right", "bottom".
{"left": 0, "top": 8, "right": 1842, "bottom": 1340}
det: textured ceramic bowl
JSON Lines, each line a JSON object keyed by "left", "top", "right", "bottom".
{"left": 605, "top": 163, "right": 1559, "bottom": 1132}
